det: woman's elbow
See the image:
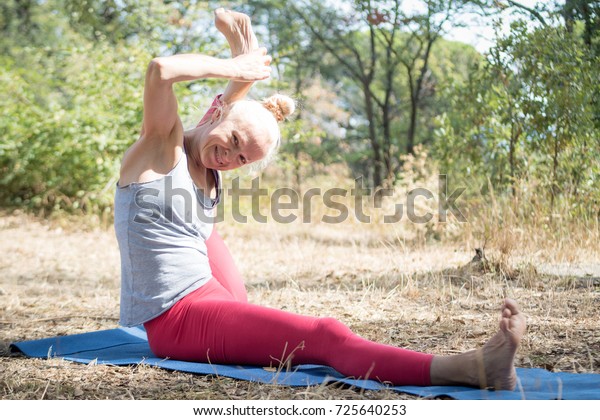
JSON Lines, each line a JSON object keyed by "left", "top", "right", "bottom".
{"left": 147, "top": 57, "right": 169, "bottom": 82}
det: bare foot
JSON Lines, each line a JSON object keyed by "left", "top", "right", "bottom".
{"left": 478, "top": 298, "right": 527, "bottom": 390}
{"left": 430, "top": 298, "right": 526, "bottom": 390}
{"left": 214, "top": 8, "right": 258, "bottom": 56}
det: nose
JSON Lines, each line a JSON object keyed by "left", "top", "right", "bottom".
{"left": 222, "top": 147, "right": 230, "bottom": 164}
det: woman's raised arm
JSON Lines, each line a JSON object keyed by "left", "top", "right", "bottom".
{"left": 142, "top": 50, "right": 271, "bottom": 139}
{"left": 214, "top": 9, "right": 261, "bottom": 104}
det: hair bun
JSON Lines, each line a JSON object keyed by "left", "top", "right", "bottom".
{"left": 261, "top": 94, "right": 295, "bottom": 122}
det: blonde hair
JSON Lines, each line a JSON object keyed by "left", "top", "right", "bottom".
{"left": 260, "top": 94, "right": 295, "bottom": 123}
{"left": 243, "top": 94, "right": 295, "bottom": 173}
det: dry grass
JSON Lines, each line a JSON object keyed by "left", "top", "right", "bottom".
{"left": 1, "top": 207, "right": 599, "bottom": 400}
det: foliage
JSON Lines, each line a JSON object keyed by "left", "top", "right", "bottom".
{"left": 0, "top": 0, "right": 597, "bottom": 224}
{"left": 0, "top": 42, "right": 149, "bottom": 214}
{"left": 0, "top": 0, "right": 214, "bottom": 215}
{"left": 434, "top": 18, "right": 600, "bottom": 219}
{"left": 247, "top": 0, "right": 481, "bottom": 187}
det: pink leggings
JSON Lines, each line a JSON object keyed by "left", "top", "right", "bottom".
{"left": 144, "top": 229, "right": 434, "bottom": 386}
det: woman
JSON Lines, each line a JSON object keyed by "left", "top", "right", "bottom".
{"left": 114, "top": 8, "right": 526, "bottom": 389}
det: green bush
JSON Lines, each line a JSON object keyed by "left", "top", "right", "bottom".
{"left": 0, "top": 42, "right": 150, "bottom": 214}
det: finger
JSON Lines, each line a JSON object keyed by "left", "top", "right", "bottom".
{"left": 257, "top": 46, "right": 268, "bottom": 55}
{"left": 261, "top": 67, "right": 272, "bottom": 80}
{"left": 265, "top": 55, "right": 272, "bottom": 65}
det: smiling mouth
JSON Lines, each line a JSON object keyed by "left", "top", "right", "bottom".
{"left": 215, "top": 146, "right": 224, "bottom": 166}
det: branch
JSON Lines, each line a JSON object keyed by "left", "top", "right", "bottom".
{"left": 364, "top": 0, "right": 378, "bottom": 84}
{"left": 505, "top": 0, "right": 548, "bottom": 26}
{"left": 372, "top": 0, "right": 402, "bottom": 115}
{"left": 290, "top": 2, "right": 366, "bottom": 82}
{"left": 414, "top": 35, "right": 435, "bottom": 103}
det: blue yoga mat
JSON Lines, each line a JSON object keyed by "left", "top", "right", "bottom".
{"left": 10, "top": 326, "right": 600, "bottom": 400}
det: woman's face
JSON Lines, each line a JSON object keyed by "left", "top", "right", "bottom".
{"left": 198, "top": 103, "right": 277, "bottom": 171}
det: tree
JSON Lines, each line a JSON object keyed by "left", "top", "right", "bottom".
{"left": 259, "top": 0, "right": 474, "bottom": 186}
{"left": 509, "top": 21, "right": 599, "bottom": 212}
{"left": 434, "top": 14, "right": 600, "bottom": 218}
{"left": 243, "top": 0, "right": 348, "bottom": 190}
{"left": 0, "top": 0, "right": 212, "bottom": 214}
{"left": 561, "top": 0, "right": 600, "bottom": 53}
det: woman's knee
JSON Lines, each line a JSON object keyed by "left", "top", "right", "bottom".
{"left": 315, "top": 317, "right": 354, "bottom": 341}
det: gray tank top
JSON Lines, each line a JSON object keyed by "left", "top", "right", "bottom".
{"left": 114, "top": 152, "right": 221, "bottom": 326}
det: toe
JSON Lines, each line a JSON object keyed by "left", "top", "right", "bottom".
{"left": 504, "top": 298, "right": 520, "bottom": 314}
{"left": 499, "top": 316, "right": 509, "bottom": 332}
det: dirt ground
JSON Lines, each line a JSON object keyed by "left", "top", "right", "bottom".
{"left": 1, "top": 211, "right": 599, "bottom": 400}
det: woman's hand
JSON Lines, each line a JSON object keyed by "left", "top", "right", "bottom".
{"left": 230, "top": 47, "right": 272, "bottom": 82}
{"left": 217, "top": 8, "right": 262, "bottom": 104}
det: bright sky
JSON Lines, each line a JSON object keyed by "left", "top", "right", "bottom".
{"left": 442, "top": 0, "right": 547, "bottom": 53}
{"left": 330, "top": 0, "right": 548, "bottom": 53}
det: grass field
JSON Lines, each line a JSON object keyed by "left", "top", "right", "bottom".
{"left": 1, "top": 207, "right": 599, "bottom": 400}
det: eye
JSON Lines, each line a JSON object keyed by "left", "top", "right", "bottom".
{"left": 233, "top": 133, "right": 246, "bottom": 165}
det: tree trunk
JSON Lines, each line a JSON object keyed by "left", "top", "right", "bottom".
{"left": 382, "top": 103, "right": 393, "bottom": 184}
{"left": 407, "top": 96, "right": 418, "bottom": 155}
{"left": 550, "top": 134, "right": 560, "bottom": 214}
{"left": 363, "top": 83, "right": 382, "bottom": 187}
{"left": 406, "top": 38, "right": 434, "bottom": 155}
{"left": 509, "top": 122, "right": 521, "bottom": 196}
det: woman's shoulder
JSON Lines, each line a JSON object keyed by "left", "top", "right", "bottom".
{"left": 118, "top": 119, "right": 184, "bottom": 187}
